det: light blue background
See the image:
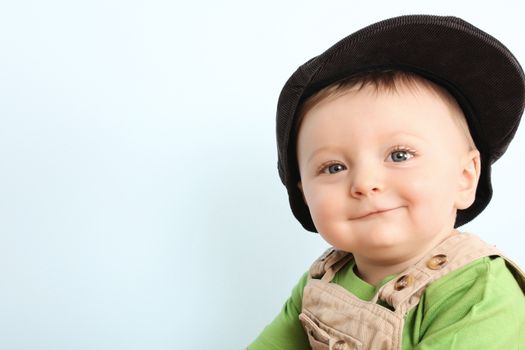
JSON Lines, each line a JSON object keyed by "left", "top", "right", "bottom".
{"left": 1, "top": 1, "right": 524, "bottom": 349}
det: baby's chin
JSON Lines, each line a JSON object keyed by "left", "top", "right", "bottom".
{"left": 320, "top": 225, "right": 421, "bottom": 256}
{"left": 361, "top": 226, "right": 409, "bottom": 248}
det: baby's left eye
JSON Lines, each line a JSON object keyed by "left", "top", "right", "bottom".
{"left": 389, "top": 150, "right": 414, "bottom": 162}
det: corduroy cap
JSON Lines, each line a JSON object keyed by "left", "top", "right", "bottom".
{"left": 276, "top": 15, "right": 525, "bottom": 232}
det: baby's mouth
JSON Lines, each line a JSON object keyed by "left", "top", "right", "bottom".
{"left": 352, "top": 207, "right": 400, "bottom": 220}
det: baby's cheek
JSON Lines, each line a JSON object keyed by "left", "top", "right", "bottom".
{"left": 310, "top": 197, "right": 337, "bottom": 223}
{"left": 405, "top": 177, "right": 456, "bottom": 223}
{"left": 307, "top": 191, "right": 342, "bottom": 229}
{"left": 404, "top": 167, "right": 444, "bottom": 194}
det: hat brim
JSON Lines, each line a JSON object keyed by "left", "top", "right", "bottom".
{"left": 276, "top": 15, "right": 525, "bottom": 232}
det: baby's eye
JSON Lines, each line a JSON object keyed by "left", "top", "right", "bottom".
{"left": 389, "top": 149, "right": 414, "bottom": 162}
{"left": 321, "top": 163, "right": 347, "bottom": 174}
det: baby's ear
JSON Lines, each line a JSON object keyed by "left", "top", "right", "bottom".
{"left": 455, "top": 149, "right": 481, "bottom": 209}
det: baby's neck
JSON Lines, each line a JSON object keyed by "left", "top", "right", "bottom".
{"left": 353, "top": 229, "right": 459, "bottom": 287}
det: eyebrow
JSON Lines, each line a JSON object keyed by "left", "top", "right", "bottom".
{"left": 306, "top": 146, "right": 343, "bottom": 164}
{"left": 305, "top": 132, "right": 427, "bottom": 164}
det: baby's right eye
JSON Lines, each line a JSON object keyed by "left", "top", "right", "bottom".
{"left": 321, "top": 163, "right": 347, "bottom": 174}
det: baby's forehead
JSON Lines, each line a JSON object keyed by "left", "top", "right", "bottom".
{"left": 300, "top": 79, "right": 477, "bottom": 152}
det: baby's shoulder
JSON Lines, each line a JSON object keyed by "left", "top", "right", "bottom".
{"left": 422, "top": 256, "right": 525, "bottom": 311}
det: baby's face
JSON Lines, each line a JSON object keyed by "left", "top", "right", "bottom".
{"left": 296, "top": 83, "right": 478, "bottom": 262}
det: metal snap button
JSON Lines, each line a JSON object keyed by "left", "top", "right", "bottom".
{"left": 394, "top": 274, "right": 414, "bottom": 291}
{"left": 426, "top": 254, "right": 448, "bottom": 270}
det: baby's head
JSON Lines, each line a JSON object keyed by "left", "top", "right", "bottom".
{"left": 294, "top": 70, "right": 481, "bottom": 259}
{"left": 276, "top": 15, "right": 524, "bottom": 239}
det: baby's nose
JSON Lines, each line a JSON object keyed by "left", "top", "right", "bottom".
{"left": 349, "top": 166, "right": 383, "bottom": 198}
{"left": 350, "top": 183, "right": 382, "bottom": 198}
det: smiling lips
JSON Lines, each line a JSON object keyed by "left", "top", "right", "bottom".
{"left": 352, "top": 207, "right": 400, "bottom": 220}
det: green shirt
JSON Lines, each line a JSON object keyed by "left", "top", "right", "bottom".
{"left": 249, "top": 257, "right": 525, "bottom": 349}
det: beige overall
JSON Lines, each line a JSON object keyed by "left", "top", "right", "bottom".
{"left": 300, "top": 233, "right": 525, "bottom": 350}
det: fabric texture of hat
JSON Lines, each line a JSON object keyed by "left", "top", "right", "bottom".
{"left": 276, "top": 14, "right": 525, "bottom": 232}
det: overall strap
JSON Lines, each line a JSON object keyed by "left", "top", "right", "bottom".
{"left": 308, "top": 247, "right": 353, "bottom": 282}
{"left": 373, "top": 233, "right": 501, "bottom": 315}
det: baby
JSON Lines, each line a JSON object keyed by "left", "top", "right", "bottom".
{"left": 249, "top": 15, "right": 525, "bottom": 349}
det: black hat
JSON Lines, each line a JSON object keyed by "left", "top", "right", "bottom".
{"left": 276, "top": 15, "right": 525, "bottom": 232}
